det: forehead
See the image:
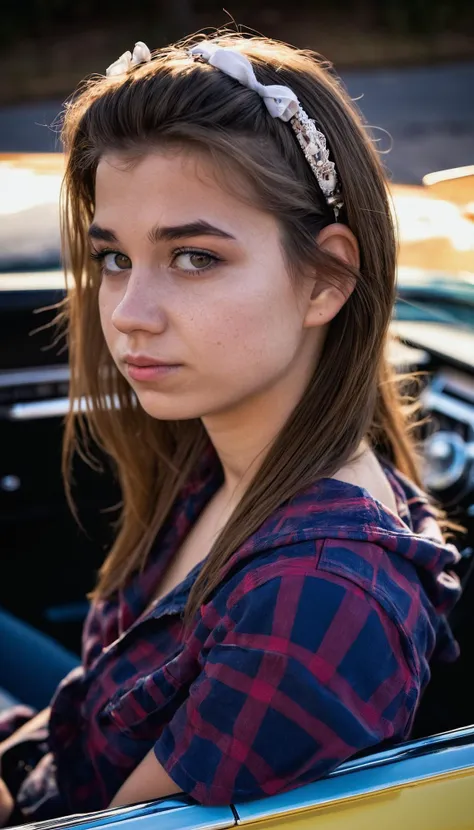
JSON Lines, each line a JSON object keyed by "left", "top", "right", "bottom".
{"left": 94, "top": 149, "right": 270, "bottom": 236}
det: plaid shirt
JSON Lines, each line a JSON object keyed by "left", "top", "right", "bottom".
{"left": 0, "top": 448, "right": 460, "bottom": 820}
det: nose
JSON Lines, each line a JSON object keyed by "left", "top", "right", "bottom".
{"left": 110, "top": 269, "right": 167, "bottom": 335}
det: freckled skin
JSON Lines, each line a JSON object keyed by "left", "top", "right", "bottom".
{"left": 95, "top": 150, "right": 349, "bottom": 472}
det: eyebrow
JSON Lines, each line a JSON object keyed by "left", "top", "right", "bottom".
{"left": 87, "top": 219, "right": 236, "bottom": 244}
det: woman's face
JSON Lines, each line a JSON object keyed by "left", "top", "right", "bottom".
{"left": 94, "top": 149, "right": 325, "bottom": 422}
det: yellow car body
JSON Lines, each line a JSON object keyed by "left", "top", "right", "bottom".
{"left": 19, "top": 727, "right": 472, "bottom": 830}
{"left": 394, "top": 165, "right": 474, "bottom": 277}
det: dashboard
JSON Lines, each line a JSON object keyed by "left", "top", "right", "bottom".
{"left": 392, "top": 320, "right": 474, "bottom": 510}
{"left": 0, "top": 278, "right": 119, "bottom": 650}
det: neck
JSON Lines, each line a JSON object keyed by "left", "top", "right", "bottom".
{"left": 202, "top": 353, "right": 318, "bottom": 501}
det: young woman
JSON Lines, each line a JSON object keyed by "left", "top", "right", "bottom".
{"left": 0, "top": 32, "right": 461, "bottom": 825}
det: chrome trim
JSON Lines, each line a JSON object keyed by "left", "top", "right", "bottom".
{"left": 4, "top": 397, "right": 70, "bottom": 420}
{"left": 422, "top": 388, "right": 474, "bottom": 430}
{"left": 431, "top": 368, "right": 474, "bottom": 402}
{"left": 7, "top": 800, "right": 235, "bottom": 830}
{"left": 234, "top": 726, "right": 474, "bottom": 823}
{"left": 4, "top": 395, "right": 123, "bottom": 421}
{"left": 0, "top": 365, "right": 69, "bottom": 388}
{"left": 330, "top": 723, "right": 474, "bottom": 775}
{"left": 423, "top": 431, "right": 474, "bottom": 490}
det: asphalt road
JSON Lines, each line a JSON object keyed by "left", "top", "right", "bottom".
{"left": 0, "top": 62, "right": 473, "bottom": 183}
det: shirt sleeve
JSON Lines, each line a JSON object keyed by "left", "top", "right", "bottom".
{"left": 154, "top": 569, "right": 419, "bottom": 805}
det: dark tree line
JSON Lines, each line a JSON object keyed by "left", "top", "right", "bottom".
{"left": 1, "top": 0, "right": 472, "bottom": 48}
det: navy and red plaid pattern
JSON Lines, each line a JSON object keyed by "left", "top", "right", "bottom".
{"left": 0, "top": 448, "right": 460, "bottom": 819}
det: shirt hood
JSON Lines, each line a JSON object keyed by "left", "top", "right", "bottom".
{"left": 166, "top": 446, "right": 462, "bottom": 665}
{"left": 189, "top": 445, "right": 461, "bottom": 623}
{"left": 219, "top": 461, "right": 461, "bottom": 660}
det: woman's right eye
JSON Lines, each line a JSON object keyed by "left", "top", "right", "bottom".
{"left": 102, "top": 252, "right": 131, "bottom": 273}
{"left": 91, "top": 250, "right": 131, "bottom": 273}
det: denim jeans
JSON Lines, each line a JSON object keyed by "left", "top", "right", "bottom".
{"left": 0, "top": 608, "right": 80, "bottom": 711}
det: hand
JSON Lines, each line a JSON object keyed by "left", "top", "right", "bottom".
{"left": 0, "top": 778, "right": 13, "bottom": 828}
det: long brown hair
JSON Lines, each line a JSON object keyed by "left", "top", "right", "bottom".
{"left": 60, "top": 32, "right": 425, "bottom": 620}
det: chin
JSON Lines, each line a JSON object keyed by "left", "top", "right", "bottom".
{"left": 134, "top": 386, "right": 248, "bottom": 422}
{"left": 133, "top": 389, "right": 211, "bottom": 422}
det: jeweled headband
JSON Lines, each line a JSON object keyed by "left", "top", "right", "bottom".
{"left": 106, "top": 40, "right": 344, "bottom": 218}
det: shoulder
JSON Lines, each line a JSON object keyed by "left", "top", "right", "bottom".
{"left": 193, "top": 541, "right": 424, "bottom": 754}
{"left": 202, "top": 538, "right": 432, "bottom": 689}
{"left": 218, "top": 536, "right": 424, "bottom": 632}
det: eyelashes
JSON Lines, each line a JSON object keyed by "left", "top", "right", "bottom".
{"left": 89, "top": 249, "right": 131, "bottom": 274}
{"left": 173, "top": 249, "right": 222, "bottom": 273}
{"left": 89, "top": 246, "right": 223, "bottom": 276}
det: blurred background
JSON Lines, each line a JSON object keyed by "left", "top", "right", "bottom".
{"left": 0, "top": 0, "right": 473, "bottom": 182}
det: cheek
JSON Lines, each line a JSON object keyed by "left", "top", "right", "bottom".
{"left": 195, "top": 271, "right": 302, "bottom": 376}
{"left": 98, "top": 284, "right": 109, "bottom": 332}
{"left": 98, "top": 282, "right": 118, "bottom": 351}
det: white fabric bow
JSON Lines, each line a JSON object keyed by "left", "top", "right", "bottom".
{"left": 189, "top": 42, "right": 299, "bottom": 122}
{"left": 106, "top": 41, "right": 151, "bottom": 77}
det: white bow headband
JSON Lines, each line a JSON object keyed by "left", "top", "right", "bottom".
{"left": 106, "top": 40, "right": 343, "bottom": 216}
{"left": 191, "top": 42, "right": 300, "bottom": 122}
{"left": 106, "top": 41, "right": 151, "bottom": 76}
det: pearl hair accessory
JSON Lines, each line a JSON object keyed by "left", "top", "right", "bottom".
{"left": 189, "top": 41, "right": 343, "bottom": 217}
{"left": 104, "top": 39, "right": 343, "bottom": 216}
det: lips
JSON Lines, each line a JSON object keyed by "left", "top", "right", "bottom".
{"left": 124, "top": 354, "right": 178, "bottom": 368}
{"left": 123, "top": 354, "right": 181, "bottom": 382}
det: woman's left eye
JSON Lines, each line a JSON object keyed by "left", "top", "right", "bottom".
{"left": 172, "top": 249, "right": 220, "bottom": 273}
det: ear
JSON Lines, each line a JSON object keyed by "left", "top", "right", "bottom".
{"left": 303, "top": 223, "right": 360, "bottom": 329}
